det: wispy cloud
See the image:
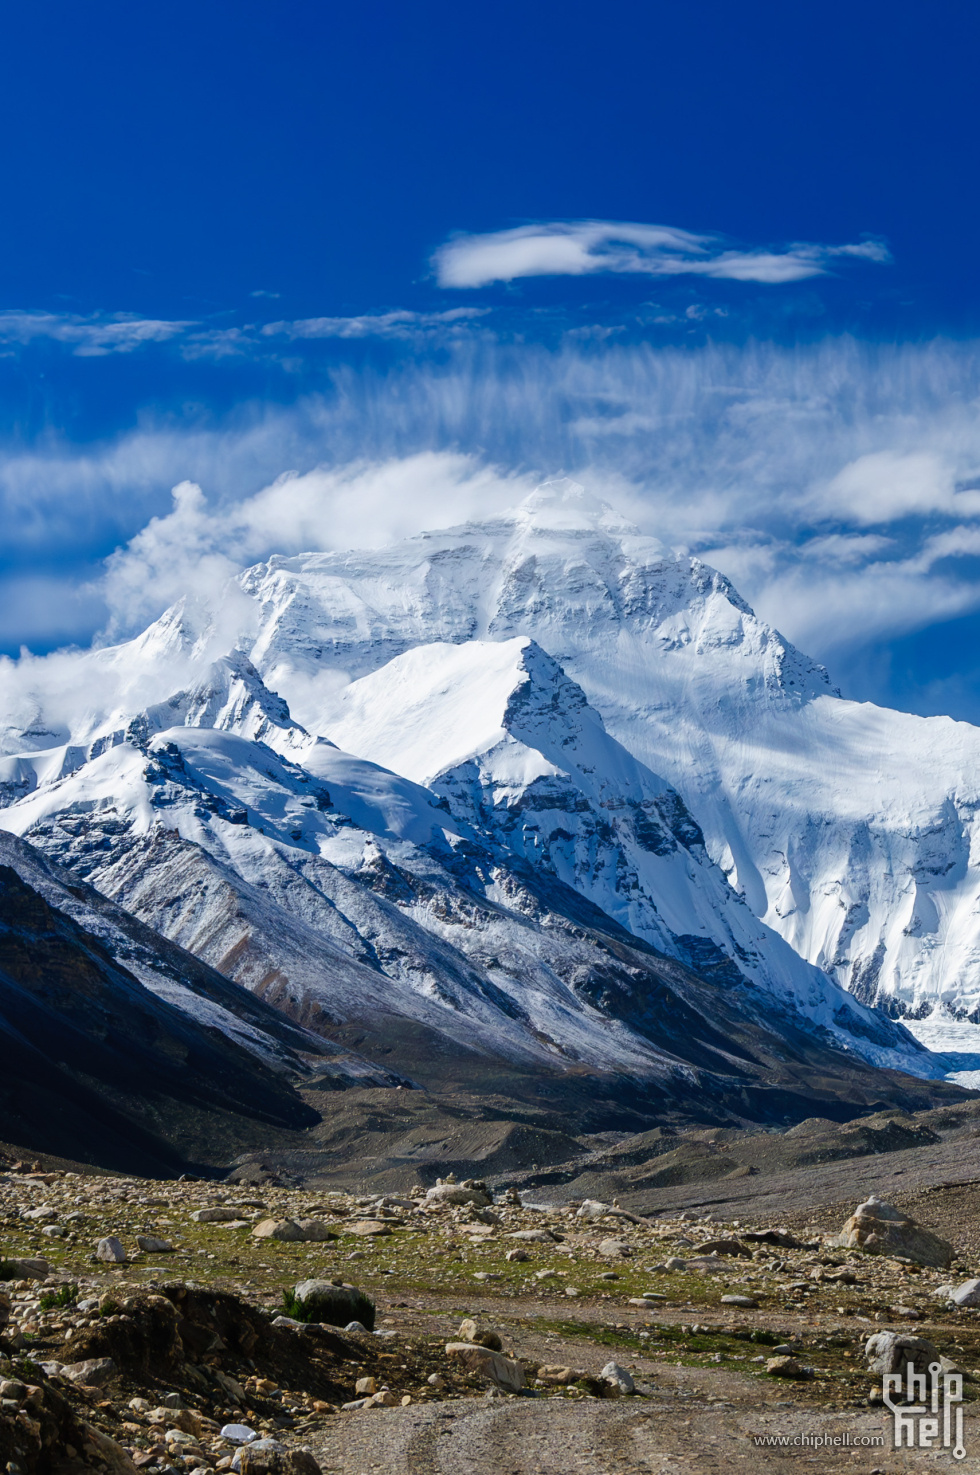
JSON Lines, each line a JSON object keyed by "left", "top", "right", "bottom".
{"left": 5, "top": 334, "right": 980, "bottom": 722}
{"left": 259, "top": 307, "right": 488, "bottom": 341}
{"left": 433, "top": 220, "right": 890, "bottom": 289}
{"left": 0, "top": 310, "right": 192, "bottom": 356}
{"left": 0, "top": 306, "right": 495, "bottom": 362}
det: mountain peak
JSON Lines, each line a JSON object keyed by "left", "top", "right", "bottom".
{"left": 512, "top": 478, "right": 643, "bottom": 538}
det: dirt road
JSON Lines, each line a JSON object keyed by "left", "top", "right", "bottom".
{"left": 309, "top": 1362, "right": 977, "bottom": 1473}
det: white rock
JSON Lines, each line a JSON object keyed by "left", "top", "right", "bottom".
{"left": 601, "top": 1361, "right": 635, "bottom": 1395}
{"left": 95, "top": 1236, "right": 127, "bottom": 1263}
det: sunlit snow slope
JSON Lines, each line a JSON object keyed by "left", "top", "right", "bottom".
{"left": 220, "top": 480, "right": 980, "bottom": 1058}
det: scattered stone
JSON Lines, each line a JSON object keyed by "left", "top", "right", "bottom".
{"left": 458, "top": 1318, "right": 503, "bottom": 1351}
{"left": 537, "top": 1365, "right": 584, "bottom": 1385}
{"left": 425, "top": 1184, "right": 492, "bottom": 1208}
{"left": 0, "top": 1255, "right": 49, "bottom": 1281}
{"left": 685, "top": 1256, "right": 728, "bottom": 1273}
{"left": 220, "top": 1423, "right": 259, "bottom": 1444}
{"left": 720, "top": 1294, "right": 759, "bottom": 1308}
{"left": 597, "top": 1238, "right": 632, "bottom": 1258}
{"left": 663, "top": 1257, "right": 688, "bottom": 1271}
{"left": 61, "top": 1357, "right": 117, "bottom": 1386}
{"left": 136, "top": 1235, "right": 174, "bottom": 1253}
{"left": 292, "top": 1279, "right": 376, "bottom": 1331}
{"left": 251, "top": 1218, "right": 336, "bottom": 1242}
{"left": 354, "top": 1376, "right": 377, "bottom": 1396}
{"left": 765, "top": 1356, "right": 812, "bottom": 1379}
{"left": 865, "top": 1331, "right": 940, "bottom": 1379}
{"left": 699, "top": 1238, "right": 751, "bottom": 1258}
{"left": 191, "top": 1207, "right": 244, "bottom": 1223}
{"left": 833, "top": 1196, "right": 953, "bottom": 1267}
{"left": 507, "top": 1229, "right": 556, "bottom": 1243}
{"left": 95, "top": 1235, "right": 127, "bottom": 1263}
{"left": 741, "top": 1229, "right": 804, "bottom": 1249}
{"left": 347, "top": 1220, "right": 392, "bottom": 1236}
{"left": 950, "top": 1278, "right": 980, "bottom": 1307}
{"left": 600, "top": 1361, "right": 635, "bottom": 1395}
{"left": 505, "top": 1248, "right": 529, "bottom": 1262}
{"left": 445, "top": 1342, "right": 525, "bottom": 1394}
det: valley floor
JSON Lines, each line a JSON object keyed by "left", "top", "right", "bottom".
{"left": 6, "top": 1102, "right": 980, "bottom": 1471}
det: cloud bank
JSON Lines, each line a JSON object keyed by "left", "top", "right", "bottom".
{"left": 433, "top": 220, "right": 890, "bottom": 289}
{"left": 4, "top": 335, "right": 980, "bottom": 722}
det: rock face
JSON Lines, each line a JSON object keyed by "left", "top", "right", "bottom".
{"left": 291, "top": 1280, "right": 376, "bottom": 1332}
{"left": 865, "top": 1331, "right": 940, "bottom": 1378}
{"left": 834, "top": 1196, "right": 953, "bottom": 1267}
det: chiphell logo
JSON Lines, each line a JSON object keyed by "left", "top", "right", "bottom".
{"left": 883, "top": 1361, "right": 966, "bottom": 1458}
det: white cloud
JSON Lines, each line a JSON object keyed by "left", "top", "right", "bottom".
{"left": 0, "top": 311, "right": 192, "bottom": 356}
{"left": 812, "top": 451, "right": 980, "bottom": 524}
{"left": 100, "top": 453, "right": 534, "bottom": 635}
{"left": 433, "top": 220, "right": 890, "bottom": 289}
{"left": 260, "top": 308, "right": 489, "bottom": 340}
{"left": 6, "top": 333, "right": 980, "bottom": 724}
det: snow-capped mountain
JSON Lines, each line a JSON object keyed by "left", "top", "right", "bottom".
{"left": 0, "top": 478, "right": 977, "bottom": 1102}
{"left": 0, "top": 596, "right": 933, "bottom": 1094}
{"left": 194, "top": 479, "right": 980, "bottom": 1059}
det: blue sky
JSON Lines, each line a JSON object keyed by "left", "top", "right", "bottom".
{"left": 4, "top": 0, "right": 980, "bottom": 721}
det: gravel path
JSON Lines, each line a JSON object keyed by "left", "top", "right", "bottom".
{"left": 308, "top": 1368, "right": 979, "bottom": 1473}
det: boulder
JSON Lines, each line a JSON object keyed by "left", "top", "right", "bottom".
{"left": 865, "top": 1331, "right": 940, "bottom": 1379}
{"left": 663, "top": 1257, "right": 688, "bottom": 1272}
{"left": 766, "top": 1356, "right": 811, "bottom": 1380}
{"left": 0, "top": 1256, "right": 49, "bottom": 1279}
{"left": 833, "top": 1196, "right": 953, "bottom": 1267}
{"left": 293, "top": 1220, "right": 338, "bottom": 1242}
{"left": 136, "top": 1236, "right": 174, "bottom": 1253}
{"left": 741, "top": 1229, "right": 804, "bottom": 1249}
{"left": 597, "top": 1238, "right": 633, "bottom": 1258}
{"left": 250, "top": 1218, "right": 335, "bottom": 1242}
{"left": 444, "top": 1342, "right": 525, "bottom": 1394}
{"left": 600, "top": 1361, "right": 635, "bottom": 1395}
{"left": 96, "top": 1236, "right": 127, "bottom": 1263}
{"left": 425, "top": 1185, "right": 492, "bottom": 1208}
{"left": 62, "top": 1357, "right": 117, "bottom": 1386}
{"left": 458, "top": 1318, "right": 502, "bottom": 1351}
{"left": 536, "top": 1364, "right": 584, "bottom": 1385}
{"left": 577, "top": 1200, "right": 614, "bottom": 1221}
{"left": 950, "top": 1278, "right": 980, "bottom": 1308}
{"left": 291, "top": 1279, "right": 376, "bottom": 1331}
{"left": 346, "top": 1220, "right": 392, "bottom": 1236}
{"left": 698, "top": 1238, "right": 751, "bottom": 1258}
{"left": 191, "top": 1207, "right": 243, "bottom": 1223}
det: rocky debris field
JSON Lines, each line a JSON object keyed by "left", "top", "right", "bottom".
{"left": 5, "top": 1150, "right": 980, "bottom": 1471}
